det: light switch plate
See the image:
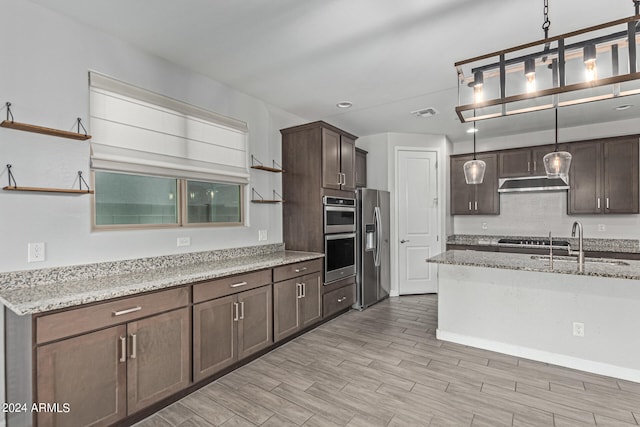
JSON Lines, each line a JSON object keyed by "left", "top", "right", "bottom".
{"left": 28, "top": 242, "right": 45, "bottom": 262}
{"left": 258, "top": 230, "right": 268, "bottom": 241}
{"left": 177, "top": 237, "right": 191, "bottom": 247}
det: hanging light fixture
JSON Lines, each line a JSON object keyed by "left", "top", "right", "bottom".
{"left": 463, "top": 117, "right": 486, "bottom": 184}
{"left": 455, "top": 0, "right": 640, "bottom": 123}
{"left": 543, "top": 108, "right": 572, "bottom": 178}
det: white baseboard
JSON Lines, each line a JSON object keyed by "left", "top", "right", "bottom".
{"left": 389, "top": 290, "right": 399, "bottom": 297}
{"left": 436, "top": 329, "right": 640, "bottom": 383}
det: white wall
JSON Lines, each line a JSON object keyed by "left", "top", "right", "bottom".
{"left": 357, "top": 133, "right": 449, "bottom": 296}
{"left": 0, "top": 0, "right": 307, "bottom": 273}
{"left": 452, "top": 117, "right": 640, "bottom": 239}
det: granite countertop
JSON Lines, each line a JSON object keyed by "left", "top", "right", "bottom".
{"left": 428, "top": 249, "right": 640, "bottom": 281}
{"left": 0, "top": 247, "right": 323, "bottom": 315}
{"left": 447, "top": 234, "right": 640, "bottom": 253}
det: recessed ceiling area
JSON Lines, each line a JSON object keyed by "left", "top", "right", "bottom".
{"left": 27, "top": 0, "right": 640, "bottom": 142}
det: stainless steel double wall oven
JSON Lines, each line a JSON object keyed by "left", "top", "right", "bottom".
{"left": 323, "top": 196, "right": 356, "bottom": 283}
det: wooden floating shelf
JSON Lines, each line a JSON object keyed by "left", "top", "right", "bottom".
{"left": 3, "top": 186, "right": 94, "bottom": 194}
{"left": 251, "top": 199, "right": 284, "bottom": 204}
{"left": 250, "top": 165, "right": 284, "bottom": 173}
{"left": 0, "top": 120, "right": 91, "bottom": 141}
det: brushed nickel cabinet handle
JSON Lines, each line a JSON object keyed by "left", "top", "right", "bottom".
{"left": 337, "top": 173, "right": 342, "bottom": 185}
{"left": 239, "top": 301, "right": 245, "bottom": 320}
{"left": 294, "top": 267, "right": 307, "bottom": 273}
{"left": 119, "top": 336, "right": 126, "bottom": 363}
{"left": 527, "top": 161, "right": 531, "bottom": 172}
{"left": 606, "top": 197, "right": 610, "bottom": 209}
{"left": 113, "top": 306, "right": 142, "bottom": 316}
{"left": 337, "top": 297, "right": 347, "bottom": 303}
{"left": 301, "top": 283, "right": 306, "bottom": 298}
{"left": 468, "top": 201, "right": 472, "bottom": 211}
{"left": 230, "top": 281, "right": 248, "bottom": 288}
{"left": 474, "top": 201, "right": 478, "bottom": 211}
{"left": 597, "top": 198, "right": 601, "bottom": 209}
{"left": 130, "top": 334, "right": 137, "bottom": 359}
{"left": 233, "top": 302, "right": 239, "bottom": 321}
{"left": 296, "top": 283, "right": 303, "bottom": 299}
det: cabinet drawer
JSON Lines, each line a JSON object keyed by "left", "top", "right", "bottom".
{"left": 193, "top": 269, "right": 271, "bottom": 304}
{"left": 323, "top": 283, "right": 355, "bottom": 318}
{"left": 36, "top": 287, "right": 189, "bottom": 344}
{"left": 273, "top": 258, "right": 323, "bottom": 283}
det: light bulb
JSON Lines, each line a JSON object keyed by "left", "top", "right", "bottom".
{"left": 474, "top": 86, "right": 484, "bottom": 103}
{"left": 526, "top": 73, "right": 536, "bottom": 93}
{"left": 524, "top": 58, "right": 536, "bottom": 93}
{"left": 585, "top": 60, "right": 597, "bottom": 82}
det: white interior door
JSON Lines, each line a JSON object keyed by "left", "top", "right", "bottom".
{"left": 397, "top": 150, "right": 439, "bottom": 294}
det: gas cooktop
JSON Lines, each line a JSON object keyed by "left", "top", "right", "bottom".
{"left": 497, "top": 238, "right": 570, "bottom": 248}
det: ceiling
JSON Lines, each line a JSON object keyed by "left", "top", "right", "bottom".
{"left": 29, "top": 0, "right": 640, "bottom": 142}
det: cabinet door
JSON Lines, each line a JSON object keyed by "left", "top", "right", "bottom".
{"left": 450, "top": 156, "right": 473, "bottom": 215}
{"left": 300, "top": 272, "right": 323, "bottom": 328}
{"left": 37, "top": 325, "right": 127, "bottom": 427}
{"left": 474, "top": 153, "right": 500, "bottom": 214}
{"left": 127, "top": 307, "right": 190, "bottom": 414}
{"left": 568, "top": 141, "right": 602, "bottom": 214}
{"left": 193, "top": 295, "right": 237, "bottom": 382}
{"left": 273, "top": 278, "right": 300, "bottom": 342}
{"left": 340, "top": 135, "right": 356, "bottom": 191}
{"left": 532, "top": 145, "right": 554, "bottom": 175}
{"left": 322, "top": 128, "right": 342, "bottom": 190}
{"left": 498, "top": 148, "right": 532, "bottom": 177}
{"left": 237, "top": 285, "right": 273, "bottom": 360}
{"left": 604, "top": 138, "right": 639, "bottom": 214}
{"left": 355, "top": 148, "right": 367, "bottom": 188}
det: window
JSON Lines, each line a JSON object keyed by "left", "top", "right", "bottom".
{"left": 93, "top": 172, "right": 244, "bottom": 228}
{"left": 88, "top": 72, "right": 249, "bottom": 229}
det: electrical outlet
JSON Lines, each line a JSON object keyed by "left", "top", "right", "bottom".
{"left": 258, "top": 229, "right": 268, "bottom": 241}
{"left": 28, "top": 242, "right": 45, "bottom": 262}
{"left": 572, "top": 322, "right": 585, "bottom": 337}
{"left": 598, "top": 224, "right": 606, "bottom": 232}
{"left": 481, "top": 222, "right": 488, "bottom": 230}
{"left": 177, "top": 237, "right": 191, "bottom": 247}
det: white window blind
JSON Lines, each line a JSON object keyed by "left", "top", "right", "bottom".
{"left": 89, "top": 72, "right": 249, "bottom": 184}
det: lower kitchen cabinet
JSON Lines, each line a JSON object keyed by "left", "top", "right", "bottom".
{"left": 193, "top": 271, "right": 273, "bottom": 381}
{"left": 273, "top": 271, "right": 322, "bottom": 342}
{"left": 35, "top": 305, "right": 190, "bottom": 427}
{"left": 323, "top": 282, "right": 355, "bottom": 318}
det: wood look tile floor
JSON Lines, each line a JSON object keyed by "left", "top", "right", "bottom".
{"left": 135, "top": 295, "right": 640, "bottom": 427}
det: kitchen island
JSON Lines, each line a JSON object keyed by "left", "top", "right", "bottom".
{"left": 428, "top": 250, "right": 640, "bottom": 383}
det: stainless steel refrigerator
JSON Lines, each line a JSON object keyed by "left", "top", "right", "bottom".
{"left": 354, "top": 188, "right": 390, "bottom": 310}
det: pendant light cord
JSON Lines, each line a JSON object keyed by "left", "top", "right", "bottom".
{"left": 555, "top": 108, "right": 559, "bottom": 152}
{"left": 473, "top": 110, "right": 477, "bottom": 160}
{"left": 635, "top": 0, "right": 639, "bottom": 16}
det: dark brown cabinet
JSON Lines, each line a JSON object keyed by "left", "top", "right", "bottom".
{"left": 281, "top": 121, "right": 358, "bottom": 253}
{"left": 322, "top": 127, "right": 356, "bottom": 191}
{"left": 193, "top": 271, "right": 273, "bottom": 382}
{"left": 498, "top": 146, "right": 552, "bottom": 177}
{"left": 355, "top": 147, "right": 367, "bottom": 188}
{"left": 568, "top": 136, "right": 639, "bottom": 214}
{"left": 273, "top": 269, "right": 322, "bottom": 342}
{"left": 35, "top": 291, "right": 190, "bottom": 427}
{"left": 451, "top": 153, "right": 499, "bottom": 215}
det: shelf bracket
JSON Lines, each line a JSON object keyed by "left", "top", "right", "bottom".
{"left": 76, "top": 118, "right": 88, "bottom": 137}
{"left": 251, "top": 187, "right": 264, "bottom": 201}
{"left": 78, "top": 171, "right": 91, "bottom": 192}
{"left": 6, "top": 164, "right": 17, "bottom": 188}
{"left": 272, "top": 159, "right": 283, "bottom": 170}
{"left": 251, "top": 155, "right": 263, "bottom": 168}
{"left": 5, "top": 102, "right": 13, "bottom": 122}
{"left": 273, "top": 189, "right": 283, "bottom": 201}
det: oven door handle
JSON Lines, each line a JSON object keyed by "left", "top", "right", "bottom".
{"left": 325, "top": 233, "right": 357, "bottom": 240}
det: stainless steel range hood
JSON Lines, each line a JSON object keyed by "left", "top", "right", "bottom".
{"left": 498, "top": 175, "right": 569, "bottom": 193}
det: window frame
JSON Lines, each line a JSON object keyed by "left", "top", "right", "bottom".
{"left": 91, "top": 171, "right": 246, "bottom": 231}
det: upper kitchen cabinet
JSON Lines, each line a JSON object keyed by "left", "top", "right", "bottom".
{"left": 281, "top": 121, "right": 358, "bottom": 253}
{"left": 450, "top": 153, "right": 499, "bottom": 215}
{"left": 498, "top": 145, "right": 553, "bottom": 177}
{"left": 321, "top": 127, "right": 356, "bottom": 191}
{"left": 355, "top": 147, "right": 367, "bottom": 188}
{"left": 568, "top": 136, "right": 639, "bottom": 214}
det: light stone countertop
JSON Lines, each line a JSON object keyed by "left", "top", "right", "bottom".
{"left": 0, "top": 249, "right": 323, "bottom": 316}
{"left": 428, "top": 250, "right": 640, "bottom": 281}
{"left": 446, "top": 234, "right": 639, "bottom": 253}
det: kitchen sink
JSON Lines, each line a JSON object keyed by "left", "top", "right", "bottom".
{"left": 530, "top": 255, "right": 630, "bottom": 266}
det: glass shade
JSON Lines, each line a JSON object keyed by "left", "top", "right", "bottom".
{"left": 543, "top": 151, "right": 572, "bottom": 178}
{"left": 463, "top": 159, "right": 487, "bottom": 184}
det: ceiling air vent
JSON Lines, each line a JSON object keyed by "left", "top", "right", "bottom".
{"left": 411, "top": 107, "right": 438, "bottom": 118}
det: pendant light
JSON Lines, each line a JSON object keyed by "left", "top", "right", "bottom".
{"left": 463, "top": 118, "right": 486, "bottom": 184}
{"left": 543, "top": 108, "right": 572, "bottom": 178}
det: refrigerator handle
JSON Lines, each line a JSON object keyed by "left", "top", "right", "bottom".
{"left": 374, "top": 206, "right": 382, "bottom": 267}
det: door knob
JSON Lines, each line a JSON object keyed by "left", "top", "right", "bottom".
{"left": 400, "top": 239, "right": 410, "bottom": 243}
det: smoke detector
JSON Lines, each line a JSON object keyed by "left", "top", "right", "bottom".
{"left": 411, "top": 107, "right": 438, "bottom": 118}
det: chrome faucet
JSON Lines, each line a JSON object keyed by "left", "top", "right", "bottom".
{"left": 570, "top": 221, "right": 584, "bottom": 272}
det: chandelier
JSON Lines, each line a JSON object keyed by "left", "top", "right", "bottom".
{"left": 455, "top": 0, "right": 640, "bottom": 123}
